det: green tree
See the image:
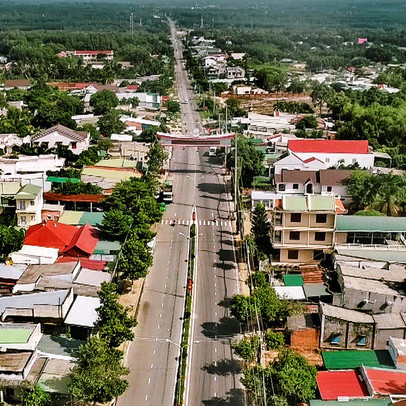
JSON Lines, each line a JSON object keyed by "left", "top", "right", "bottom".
{"left": 0, "top": 225, "right": 24, "bottom": 260}
{"left": 69, "top": 336, "right": 129, "bottom": 405}
{"left": 264, "top": 331, "right": 285, "bottom": 349}
{"left": 165, "top": 100, "right": 180, "bottom": 114}
{"left": 232, "top": 335, "right": 260, "bottom": 362}
{"left": 96, "top": 282, "right": 137, "bottom": 347}
{"left": 100, "top": 209, "right": 133, "bottom": 241}
{"left": 90, "top": 89, "right": 119, "bottom": 115}
{"left": 296, "top": 115, "right": 318, "bottom": 130}
{"left": 18, "top": 383, "right": 51, "bottom": 406}
{"left": 140, "top": 126, "right": 158, "bottom": 142}
{"left": 98, "top": 109, "right": 125, "bottom": 137}
{"left": 117, "top": 232, "right": 153, "bottom": 281}
{"left": 255, "top": 65, "right": 287, "bottom": 92}
{"left": 226, "top": 136, "right": 265, "bottom": 188}
{"left": 311, "top": 82, "right": 332, "bottom": 115}
{"left": 146, "top": 141, "right": 168, "bottom": 176}
{"left": 251, "top": 203, "right": 270, "bottom": 254}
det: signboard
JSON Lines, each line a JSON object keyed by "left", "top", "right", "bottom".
{"left": 157, "top": 132, "right": 235, "bottom": 147}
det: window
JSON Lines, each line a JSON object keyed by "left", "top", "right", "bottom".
{"left": 326, "top": 186, "right": 332, "bottom": 192}
{"left": 288, "top": 250, "right": 299, "bottom": 260}
{"left": 30, "top": 216, "right": 35, "bottom": 221}
{"left": 330, "top": 334, "right": 340, "bottom": 345}
{"left": 316, "top": 214, "right": 327, "bottom": 223}
{"left": 290, "top": 213, "right": 301, "bottom": 223}
{"left": 30, "top": 201, "right": 34, "bottom": 206}
{"left": 20, "top": 215, "right": 26, "bottom": 224}
{"left": 19, "top": 201, "right": 26, "bottom": 210}
{"left": 289, "top": 231, "right": 300, "bottom": 241}
{"left": 292, "top": 183, "right": 299, "bottom": 190}
{"left": 306, "top": 183, "right": 313, "bottom": 194}
{"left": 356, "top": 335, "right": 366, "bottom": 346}
{"left": 352, "top": 158, "right": 357, "bottom": 164}
{"left": 274, "top": 231, "right": 281, "bottom": 242}
{"left": 71, "top": 142, "right": 77, "bottom": 149}
{"left": 325, "top": 158, "right": 330, "bottom": 163}
{"left": 278, "top": 184, "right": 286, "bottom": 191}
{"left": 315, "top": 232, "right": 326, "bottom": 241}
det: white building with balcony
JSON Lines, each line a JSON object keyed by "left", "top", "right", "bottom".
{"left": 15, "top": 184, "right": 43, "bottom": 227}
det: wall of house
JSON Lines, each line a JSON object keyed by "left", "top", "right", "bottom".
{"left": 290, "top": 328, "right": 320, "bottom": 349}
{"left": 282, "top": 212, "right": 335, "bottom": 229}
{"left": 276, "top": 182, "right": 322, "bottom": 195}
{"left": 335, "top": 232, "right": 348, "bottom": 245}
{"left": 33, "top": 131, "right": 89, "bottom": 155}
{"left": 278, "top": 248, "right": 318, "bottom": 264}
{"left": 279, "top": 230, "right": 334, "bottom": 247}
{"left": 320, "top": 314, "right": 375, "bottom": 350}
{"left": 375, "top": 328, "right": 406, "bottom": 350}
{"left": 292, "top": 152, "right": 375, "bottom": 169}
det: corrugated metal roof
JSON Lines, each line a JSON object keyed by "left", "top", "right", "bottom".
{"left": 94, "top": 240, "right": 121, "bottom": 254}
{"left": 283, "top": 274, "right": 304, "bottom": 286}
{"left": 64, "top": 296, "right": 100, "bottom": 327}
{"left": 282, "top": 195, "right": 335, "bottom": 211}
{"left": 0, "top": 182, "right": 21, "bottom": 196}
{"left": 322, "top": 350, "right": 395, "bottom": 370}
{"left": 335, "top": 247, "right": 406, "bottom": 263}
{"left": 317, "top": 370, "right": 369, "bottom": 400}
{"left": 320, "top": 302, "right": 374, "bottom": 324}
{"left": 365, "top": 367, "right": 406, "bottom": 395}
{"left": 274, "top": 286, "right": 305, "bottom": 300}
{"left": 15, "top": 184, "right": 42, "bottom": 199}
{"left": 336, "top": 215, "right": 406, "bottom": 232}
{"left": 46, "top": 176, "right": 80, "bottom": 184}
{"left": 303, "top": 283, "right": 331, "bottom": 298}
{"left": 59, "top": 210, "right": 104, "bottom": 226}
{"left": 82, "top": 167, "right": 138, "bottom": 180}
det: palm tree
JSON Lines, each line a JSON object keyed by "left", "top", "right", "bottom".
{"left": 371, "top": 173, "right": 406, "bottom": 216}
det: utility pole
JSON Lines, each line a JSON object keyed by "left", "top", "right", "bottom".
{"left": 225, "top": 104, "right": 228, "bottom": 133}
{"left": 139, "top": 17, "right": 142, "bottom": 27}
{"left": 234, "top": 134, "right": 238, "bottom": 217}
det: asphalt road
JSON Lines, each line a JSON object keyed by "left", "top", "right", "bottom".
{"left": 117, "top": 21, "right": 243, "bottom": 406}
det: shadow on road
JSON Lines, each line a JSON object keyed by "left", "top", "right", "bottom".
{"left": 202, "top": 358, "right": 242, "bottom": 376}
{"left": 202, "top": 388, "right": 246, "bottom": 406}
{"left": 214, "top": 262, "right": 235, "bottom": 271}
{"left": 198, "top": 182, "right": 227, "bottom": 195}
{"left": 169, "top": 168, "right": 205, "bottom": 174}
{"left": 217, "top": 297, "right": 231, "bottom": 308}
{"left": 199, "top": 194, "right": 228, "bottom": 203}
{"left": 218, "top": 248, "right": 235, "bottom": 262}
{"left": 201, "top": 316, "right": 240, "bottom": 338}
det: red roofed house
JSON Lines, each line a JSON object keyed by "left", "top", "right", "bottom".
{"left": 317, "top": 370, "right": 369, "bottom": 400}
{"left": 287, "top": 140, "right": 377, "bottom": 169}
{"left": 361, "top": 366, "right": 406, "bottom": 397}
{"left": 74, "top": 50, "right": 114, "bottom": 63}
{"left": 24, "top": 221, "right": 98, "bottom": 258}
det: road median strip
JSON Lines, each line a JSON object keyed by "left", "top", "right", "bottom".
{"left": 174, "top": 222, "right": 196, "bottom": 406}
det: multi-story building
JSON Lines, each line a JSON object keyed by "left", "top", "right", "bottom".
{"left": 74, "top": 50, "right": 114, "bottom": 63}
{"left": 15, "top": 184, "right": 43, "bottom": 227}
{"left": 270, "top": 195, "right": 346, "bottom": 264}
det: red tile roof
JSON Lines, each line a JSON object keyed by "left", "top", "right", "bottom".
{"left": 24, "top": 221, "right": 98, "bottom": 257}
{"left": 75, "top": 50, "right": 113, "bottom": 55}
{"left": 364, "top": 367, "right": 406, "bottom": 395}
{"left": 289, "top": 140, "right": 369, "bottom": 154}
{"left": 126, "top": 85, "right": 138, "bottom": 90}
{"left": 317, "top": 370, "right": 369, "bottom": 400}
{"left": 43, "top": 192, "right": 106, "bottom": 203}
{"left": 24, "top": 221, "right": 77, "bottom": 250}
{"left": 57, "top": 257, "right": 107, "bottom": 270}
{"left": 61, "top": 223, "right": 99, "bottom": 257}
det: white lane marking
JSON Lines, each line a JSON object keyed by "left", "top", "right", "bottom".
{"left": 199, "top": 220, "right": 202, "bottom": 225}
{"left": 203, "top": 220, "right": 206, "bottom": 225}
{"left": 214, "top": 292, "right": 217, "bottom": 296}
{"left": 224, "top": 221, "right": 228, "bottom": 226}
{"left": 214, "top": 376, "right": 217, "bottom": 382}
{"left": 220, "top": 221, "right": 223, "bottom": 226}
{"left": 160, "top": 314, "right": 162, "bottom": 318}
{"left": 161, "top": 219, "right": 164, "bottom": 224}
{"left": 157, "top": 325, "right": 160, "bottom": 330}
{"left": 153, "top": 350, "right": 156, "bottom": 355}
{"left": 186, "top": 219, "right": 189, "bottom": 225}
{"left": 148, "top": 378, "right": 151, "bottom": 384}
{"left": 214, "top": 392, "right": 217, "bottom": 397}
{"left": 145, "top": 395, "right": 148, "bottom": 400}
{"left": 150, "top": 364, "right": 154, "bottom": 369}
{"left": 214, "top": 283, "right": 216, "bottom": 287}
{"left": 182, "top": 219, "right": 185, "bottom": 224}
{"left": 216, "top": 221, "right": 218, "bottom": 226}
{"left": 215, "top": 312, "right": 218, "bottom": 316}
{"left": 161, "top": 303, "right": 164, "bottom": 307}
{"left": 164, "top": 284, "right": 167, "bottom": 288}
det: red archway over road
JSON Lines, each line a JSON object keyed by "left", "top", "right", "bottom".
{"left": 157, "top": 132, "right": 235, "bottom": 147}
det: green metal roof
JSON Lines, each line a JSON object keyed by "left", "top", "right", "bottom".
{"left": 247, "top": 138, "right": 263, "bottom": 144}
{"left": 0, "top": 327, "right": 34, "bottom": 344}
{"left": 283, "top": 196, "right": 308, "bottom": 211}
{"left": 47, "top": 176, "right": 80, "bottom": 184}
{"left": 322, "top": 349, "right": 395, "bottom": 370}
{"left": 59, "top": 210, "right": 104, "bottom": 226}
{"left": 283, "top": 274, "right": 304, "bottom": 286}
{"left": 95, "top": 158, "right": 138, "bottom": 168}
{"left": 310, "top": 400, "right": 392, "bottom": 406}
{"left": 0, "top": 182, "right": 21, "bottom": 196}
{"left": 15, "top": 184, "right": 42, "bottom": 200}
{"left": 336, "top": 215, "right": 406, "bottom": 232}
{"left": 310, "top": 195, "right": 335, "bottom": 211}
{"left": 94, "top": 240, "right": 121, "bottom": 254}
{"left": 336, "top": 246, "right": 406, "bottom": 263}
{"left": 283, "top": 195, "right": 335, "bottom": 211}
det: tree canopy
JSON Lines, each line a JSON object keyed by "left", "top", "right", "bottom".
{"left": 90, "top": 89, "right": 119, "bottom": 115}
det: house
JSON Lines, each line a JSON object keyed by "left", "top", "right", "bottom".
{"left": 24, "top": 221, "right": 99, "bottom": 258}
{"left": 274, "top": 169, "right": 352, "bottom": 203}
{"left": 0, "top": 289, "right": 74, "bottom": 322}
{"left": 232, "top": 85, "right": 268, "bottom": 96}
{"left": 273, "top": 153, "right": 327, "bottom": 175}
{"left": 287, "top": 140, "right": 382, "bottom": 169}
{"left": 332, "top": 263, "right": 406, "bottom": 314}
{"left": 0, "top": 181, "right": 20, "bottom": 214}
{"left": 388, "top": 336, "right": 406, "bottom": 370}
{"left": 316, "top": 370, "right": 369, "bottom": 400}
{"left": 116, "top": 92, "right": 161, "bottom": 109}
{"left": 286, "top": 313, "right": 320, "bottom": 349}
{"left": 3, "top": 80, "right": 30, "bottom": 90}
{"left": 32, "top": 125, "right": 90, "bottom": 155}
{"left": 74, "top": 50, "right": 114, "bottom": 62}
{"left": 335, "top": 215, "right": 406, "bottom": 248}
{"left": 319, "top": 302, "right": 376, "bottom": 350}
{"left": 0, "top": 323, "right": 42, "bottom": 352}
{"left": 270, "top": 195, "right": 345, "bottom": 264}
{"left": 226, "top": 66, "right": 245, "bottom": 79}
{"left": 0, "top": 155, "right": 65, "bottom": 176}
{"left": 41, "top": 203, "right": 65, "bottom": 222}
{"left": 15, "top": 184, "right": 43, "bottom": 227}
{"left": 361, "top": 366, "right": 406, "bottom": 397}
{"left": 0, "top": 264, "right": 25, "bottom": 292}
{"left": 64, "top": 296, "right": 101, "bottom": 337}
{"left": 10, "top": 246, "right": 59, "bottom": 265}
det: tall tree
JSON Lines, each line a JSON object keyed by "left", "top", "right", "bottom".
{"left": 251, "top": 203, "right": 270, "bottom": 254}
{"left": 146, "top": 141, "right": 168, "bottom": 176}
{"left": 90, "top": 89, "right": 119, "bottom": 115}
{"left": 98, "top": 109, "right": 125, "bottom": 137}
{"left": 96, "top": 282, "right": 137, "bottom": 347}
{"left": 100, "top": 209, "right": 133, "bottom": 241}
{"left": 69, "top": 336, "right": 129, "bottom": 405}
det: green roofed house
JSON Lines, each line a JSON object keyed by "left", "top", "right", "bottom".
{"left": 270, "top": 195, "right": 346, "bottom": 265}
{"left": 15, "top": 184, "right": 43, "bottom": 228}
{"left": 46, "top": 176, "right": 80, "bottom": 184}
{"left": 322, "top": 350, "right": 395, "bottom": 370}
{"left": 59, "top": 210, "right": 104, "bottom": 226}
{"left": 0, "top": 323, "right": 42, "bottom": 352}
{"left": 0, "top": 181, "right": 20, "bottom": 212}
{"left": 283, "top": 274, "right": 304, "bottom": 286}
